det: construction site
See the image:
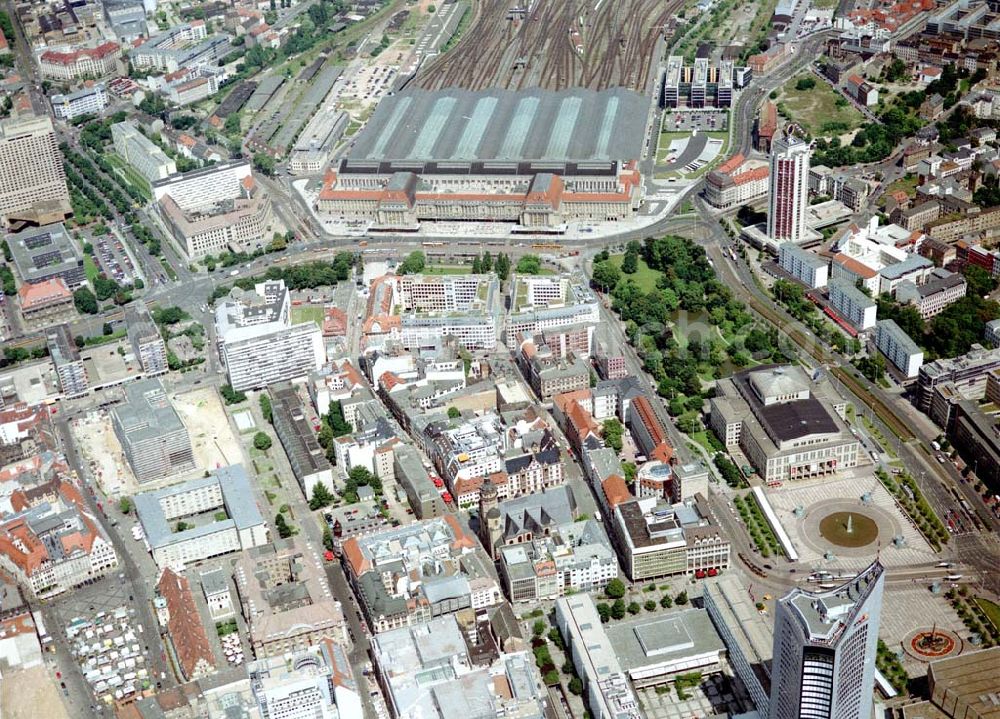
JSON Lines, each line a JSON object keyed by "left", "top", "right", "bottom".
{"left": 415, "top": 0, "right": 679, "bottom": 93}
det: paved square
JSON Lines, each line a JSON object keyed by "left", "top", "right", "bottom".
{"left": 879, "top": 585, "right": 966, "bottom": 674}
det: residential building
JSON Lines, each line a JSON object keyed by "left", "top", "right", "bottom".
{"left": 270, "top": 382, "right": 334, "bottom": 495}
{"left": 125, "top": 303, "right": 168, "bottom": 375}
{"left": 779, "top": 243, "right": 829, "bottom": 288}
{"left": 340, "top": 515, "right": 501, "bottom": 633}
{"left": 17, "top": 278, "right": 74, "bottom": 327}
{"left": 131, "top": 24, "right": 229, "bottom": 73}
{"left": 0, "top": 480, "right": 118, "bottom": 597}
{"left": 524, "top": 348, "right": 590, "bottom": 400}
{"left": 846, "top": 74, "right": 879, "bottom": 106}
{"left": 827, "top": 278, "right": 877, "bottom": 331}
{"left": 609, "top": 495, "right": 730, "bottom": 581}
{"left": 112, "top": 121, "right": 177, "bottom": 183}
{"left": 47, "top": 324, "right": 88, "bottom": 397}
{"left": 370, "top": 615, "right": 549, "bottom": 719}
{"left": 627, "top": 395, "right": 674, "bottom": 464}
{"left": 769, "top": 561, "right": 884, "bottom": 719}
{"left": 754, "top": 100, "right": 778, "bottom": 153}
{"left": 875, "top": 320, "right": 924, "bottom": 379}
{"left": 234, "top": 538, "right": 348, "bottom": 657}
{"left": 710, "top": 365, "right": 859, "bottom": 484}
{"left": 495, "top": 507, "right": 617, "bottom": 602}
{"left": 506, "top": 275, "right": 600, "bottom": 339}
{"left": 917, "top": 344, "right": 1000, "bottom": 416}
{"left": 895, "top": 268, "right": 966, "bottom": 319}
{"left": 50, "top": 83, "right": 109, "bottom": 120}
{"left": 392, "top": 444, "right": 447, "bottom": 520}
{"left": 134, "top": 466, "right": 269, "bottom": 570}
{"left": 214, "top": 279, "right": 325, "bottom": 391}
{"left": 768, "top": 135, "right": 811, "bottom": 244}
{"left": 0, "top": 116, "right": 70, "bottom": 230}
{"left": 6, "top": 223, "right": 85, "bottom": 289}
{"left": 154, "top": 161, "right": 272, "bottom": 259}
{"left": 704, "top": 154, "right": 769, "bottom": 209}
{"left": 157, "top": 568, "right": 215, "bottom": 681}
{"left": 555, "top": 595, "right": 642, "bottom": 719}
{"left": 111, "top": 379, "right": 195, "bottom": 483}
{"left": 37, "top": 42, "right": 122, "bottom": 81}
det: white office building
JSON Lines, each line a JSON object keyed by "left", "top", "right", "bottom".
{"left": 112, "top": 121, "right": 177, "bottom": 183}
{"left": 50, "top": 83, "right": 109, "bottom": 120}
{"left": 768, "top": 135, "right": 811, "bottom": 244}
{"left": 875, "top": 319, "right": 924, "bottom": 378}
{"left": 215, "top": 279, "right": 325, "bottom": 391}
{"left": 828, "top": 278, "right": 876, "bottom": 331}
{"left": 770, "top": 561, "right": 884, "bottom": 719}
{"left": 779, "top": 243, "right": 828, "bottom": 288}
{"left": 506, "top": 275, "right": 600, "bottom": 339}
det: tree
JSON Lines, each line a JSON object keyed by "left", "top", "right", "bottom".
{"left": 118, "top": 497, "right": 132, "bottom": 514}
{"left": 495, "top": 253, "right": 511, "bottom": 281}
{"left": 252, "top": 153, "right": 275, "bottom": 176}
{"left": 610, "top": 599, "right": 626, "bottom": 620}
{"left": 322, "top": 526, "right": 335, "bottom": 551}
{"left": 74, "top": 287, "right": 99, "bottom": 314}
{"left": 515, "top": 255, "right": 542, "bottom": 274}
{"left": 275, "top": 512, "right": 293, "bottom": 538}
{"left": 176, "top": 521, "right": 190, "bottom": 532}
{"left": 964, "top": 264, "right": 997, "bottom": 297}
{"left": 644, "top": 600, "right": 657, "bottom": 612}
{"left": 660, "top": 594, "right": 673, "bottom": 608}
{"left": 595, "top": 602, "right": 611, "bottom": 623}
{"left": 627, "top": 601, "right": 641, "bottom": 615}
{"left": 397, "top": 251, "right": 426, "bottom": 275}
{"left": 532, "top": 619, "right": 546, "bottom": 637}
{"left": 602, "top": 419, "right": 624, "bottom": 452}
{"left": 568, "top": 677, "right": 584, "bottom": 695}
{"left": 327, "top": 401, "right": 352, "bottom": 437}
{"left": 309, "top": 482, "right": 334, "bottom": 510}
{"left": 447, "top": 406, "right": 461, "bottom": 419}
{"left": 592, "top": 260, "right": 621, "bottom": 291}
{"left": 220, "top": 385, "right": 247, "bottom": 405}
{"left": 253, "top": 432, "right": 272, "bottom": 451}
{"left": 795, "top": 76, "right": 816, "bottom": 91}
{"left": 605, "top": 578, "right": 626, "bottom": 599}
{"left": 675, "top": 590, "right": 688, "bottom": 605}
{"left": 259, "top": 393, "right": 273, "bottom": 423}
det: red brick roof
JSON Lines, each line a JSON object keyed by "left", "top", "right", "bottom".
{"left": 157, "top": 569, "right": 215, "bottom": 681}
{"left": 40, "top": 41, "right": 119, "bottom": 65}
{"left": 18, "top": 278, "right": 71, "bottom": 310}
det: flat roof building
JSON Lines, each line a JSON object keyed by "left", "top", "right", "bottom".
{"left": 47, "top": 324, "right": 88, "bottom": 397}
{"left": 135, "top": 465, "right": 269, "bottom": 570}
{"left": 112, "top": 121, "right": 177, "bottom": 184}
{"left": 269, "top": 382, "right": 333, "bottom": 495}
{"left": 215, "top": 280, "right": 325, "bottom": 391}
{"left": 6, "top": 223, "right": 85, "bottom": 290}
{"left": 875, "top": 319, "right": 924, "bottom": 379}
{"left": 125, "top": 303, "right": 168, "bottom": 376}
{"left": 0, "top": 115, "right": 71, "bottom": 230}
{"left": 111, "top": 379, "right": 195, "bottom": 483}
{"left": 555, "top": 594, "right": 642, "bottom": 719}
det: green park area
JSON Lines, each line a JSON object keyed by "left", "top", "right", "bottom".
{"left": 608, "top": 254, "right": 662, "bottom": 292}
{"left": 291, "top": 305, "right": 325, "bottom": 326}
{"left": 776, "top": 73, "right": 864, "bottom": 138}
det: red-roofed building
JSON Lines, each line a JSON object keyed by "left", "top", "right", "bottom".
{"left": 754, "top": 101, "right": 778, "bottom": 152}
{"left": 0, "top": 28, "right": 9, "bottom": 54}
{"left": 627, "top": 396, "right": 674, "bottom": 462}
{"left": 157, "top": 569, "right": 215, "bottom": 681}
{"left": 39, "top": 42, "right": 121, "bottom": 81}
{"left": 323, "top": 307, "right": 347, "bottom": 337}
{"left": 704, "top": 156, "right": 769, "bottom": 209}
{"left": 17, "top": 278, "right": 74, "bottom": 327}
{"left": 602, "top": 474, "right": 632, "bottom": 509}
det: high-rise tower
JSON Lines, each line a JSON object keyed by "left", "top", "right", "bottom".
{"left": 769, "top": 560, "right": 885, "bottom": 719}
{"left": 768, "top": 134, "right": 811, "bottom": 244}
{"left": 0, "top": 115, "right": 71, "bottom": 229}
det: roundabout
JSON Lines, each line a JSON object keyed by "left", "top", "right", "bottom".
{"left": 796, "top": 499, "right": 900, "bottom": 558}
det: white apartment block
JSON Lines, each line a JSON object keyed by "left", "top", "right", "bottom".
{"left": 828, "top": 278, "right": 876, "bottom": 331}
{"left": 112, "top": 121, "right": 177, "bottom": 183}
{"left": 875, "top": 319, "right": 924, "bottom": 378}
{"left": 506, "top": 276, "right": 600, "bottom": 339}
{"left": 399, "top": 315, "right": 497, "bottom": 351}
{"left": 394, "top": 274, "right": 494, "bottom": 312}
{"left": 0, "top": 115, "right": 70, "bottom": 228}
{"left": 779, "top": 243, "right": 828, "bottom": 288}
{"left": 51, "top": 84, "right": 109, "bottom": 120}
{"left": 152, "top": 159, "right": 251, "bottom": 208}
{"left": 215, "top": 280, "right": 325, "bottom": 391}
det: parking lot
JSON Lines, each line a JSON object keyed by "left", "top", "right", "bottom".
{"left": 664, "top": 109, "right": 729, "bottom": 133}
{"left": 90, "top": 230, "right": 143, "bottom": 286}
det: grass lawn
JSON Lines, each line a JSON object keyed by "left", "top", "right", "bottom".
{"left": 84, "top": 254, "right": 99, "bottom": 283}
{"left": 423, "top": 264, "right": 475, "bottom": 275}
{"left": 608, "top": 255, "right": 662, "bottom": 292}
{"left": 778, "top": 73, "right": 864, "bottom": 137}
{"left": 976, "top": 597, "right": 1000, "bottom": 631}
{"left": 882, "top": 174, "right": 919, "bottom": 201}
{"left": 291, "top": 305, "right": 325, "bottom": 326}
